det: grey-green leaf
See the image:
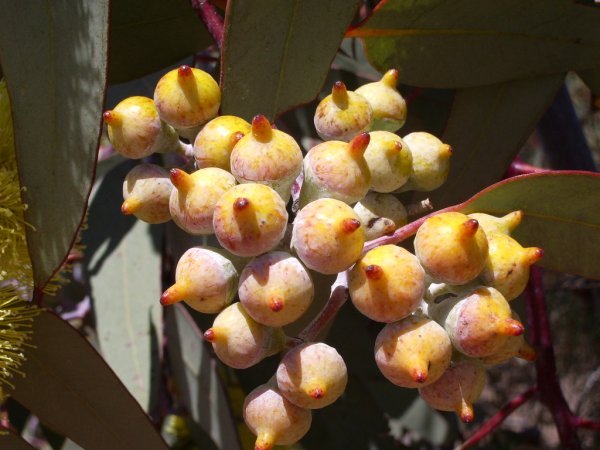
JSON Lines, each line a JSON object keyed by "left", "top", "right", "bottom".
{"left": 109, "top": 0, "right": 213, "bottom": 84}
{"left": 84, "top": 160, "right": 163, "bottom": 411}
{"left": 424, "top": 74, "right": 565, "bottom": 208}
{"left": 166, "top": 303, "right": 242, "bottom": 450}
{"left": 351, "top": 0, "right": 600, "bottom": 88}
{"left": 0, "top": 1, "right": 109, "bottom": 288}
{"left": 221, "top": 0, "right": 360, "bottom": 121}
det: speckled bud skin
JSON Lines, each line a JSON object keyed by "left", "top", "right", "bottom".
{"left": 243, "top": 384, "right": 312, "bottom": 450}
{"left": 363, "top": 131, "right": 412, "bottom": 193}
{"left": 375, "top": 314, "right": 452, "bottom": 388}
{"left": 299, "top": 134, "right": 371, "bottom": 207}
{"left": 400, "top": 132, "right": 452, "bottom": 192}
{"left": 161, "top": 247, "right": 239, "bottom": 313}
{"left": 276, "top": 342, "right": 348, "bottom": 409}
{"left": 291, "top": 198, "right": 365, "bottom": 274}
{"left": 193, "top": 115, "right": 251, "bottom": 170}
{"left": 431, "top": 286, "right": 524, "bottom": 358}
{"left": 206, "top": 303, "right": 285, "bottom": 369}
{"left": 314, "top": 81, "right": 372, "bottom": 142}
{"left": 230, "top": 115, "right": 303, "bottom": 202}
{"left": 355, "top": 69, "right": 407, "bottom": 133}
{"left": 419, "top": 357, "right": 487, "bottom": 423}
{"left": 353, "top": 193, "right": 407, "bottom": 241}
{"left": 414, "top": 212, "right": 489, "bottom": 285}
{"left": 239, "top": 252, "right": 314, "bottom": 327}
{"left": 349, "top": 245, "right": 425, "bottom": 323}
{"left": 468, "top": 210, "right": 523, "bottom": 236}
{"left": 480, "top": 231, "right": 543, "bottom": 301}
{"left": 213, "top": 183, "right": 288, "bottom": 257}
{"left": 122, "top": 163, "right": 173, "bottom": 224}
{"left": 154, "top": 65, "right": 221, "bottom": 139}
{"left": 106, "top": 96, "right": 179, "bottom": 159}
{"left": 169, "top": 168, "right": 236, "bottom": 235}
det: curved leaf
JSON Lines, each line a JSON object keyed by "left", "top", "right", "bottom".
{"left": 0, "top": 2, "right": 109, "bottom": 288}
{"left": 349, "top": 0, "right": 600, "bottom": 89}
{"left": 459, "top": 171, "right": 600, "bottom": 279}
{"left": 10, "top": 309, "right": 168, "bottom": 450}
{"left": 424, "top": 73, "right": 565, "bottom": 208}
{"left": 221, "top": 0, "right": 360, "bottom": 120}
{"left": 85, "top": 161, "right": 163, "bottom": 411}
{"left": 109, "top": 0, "right": 212, "bottom": 84}
{"left": 166, "top": 304, "right": 241, "bottom": 450}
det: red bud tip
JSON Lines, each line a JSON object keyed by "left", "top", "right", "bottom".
{"left": 364, "top": 264, "right": 384, "bottom": 280}
{"left": 121, "top": 200, "right": 135, "bottom": 215}
{"left": 178, "top": 65, "right": 193, "bottom": 78}
{"left": 269, "top": 297, "right": 284, "bottom": 312}
{"left": 102, "top": 110, "right": 118, "bottom": 124}
{"left": 332, "top": 81, "right": 349, "bottom": 108}
{"left": 251, "top": 114, "right": 273, "bottom": 141}
{"left": 461, "top": 219, "right": 479, "bottom": 236}
{"left": 169, "top": 168, "right": 191, "bottom": 191}
{"left": 443, "top": 144, "right": 453, "bottom": 156}
{"left": 203, "top": 328, "right": 216, "bottom": 342}
{"left": 254, "top": 444, "right": 273, "bottom": 450}
{"left": 340, "top": 218, "right": 361, "bottom": 234}
{"left": 348, "top": 132, "right": 370, "bottom": 155}
{"left": 160, "top": 285, "right": 183, "bottom": 306}
{"left": 459, "top": 405, "right": 474, "bottom": 423}
{"left": 308, "top": 387, "right": 325, "bottom": 399}
{"left": 412, "top": 369, "right": 428, "bottom": 384}
{"left": 233, "top": 197, "right": 250, "bottom": 211}
{"left": 526, "top": 247, "right": 544, "bottom": 264}
{"left": 501, "top": 318, "right": 525, "bottom": 336}
{"left": 381, "top": 69, "right": 400, "bottom": 88}
{"left": 394, "top": 141, "right": 403, "bottom": 152}
{"left": 518, "top": 343, "right": 537, "bottom": 361}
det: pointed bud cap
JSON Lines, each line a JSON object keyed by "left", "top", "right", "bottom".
{"left": 251, "top": 114, "right": 273, "bottom": 142}
{"left": 348, "top": 132, "right": 370, "bottom": 157}
{"left": 364, "top": 264, "right": 384, "bottom": 280}
{"left": 160, "top": 284, "right": 185, "bottom": 306}
{"left": 441, "top": 144, "right": 453, "bottom": 157}
{"left": 504, "top": 210, "right": 524, "bottom": 232}
{"left": 461, "top": 218, "right": 480, "bottom": 237}
{"left": 231, "top": 131, "right": 245, "bottom": 146}
{"left": 499, "top": 318, "right": 525, "bottom": 336}
{"left": 177, "top": 64, "right": 193, "bottom": 80}
{"left": 268, "top": 296, "right": 284, "bottom": 312}
{"left": 524, "top": 247, "right": 544, "bottom": 265}
{"left": 339, "top": 217, "right": 361, "bottom": 234}
{"left": 254, "top": 433, "right": 275, "bottom": 450}
{"left": 203, "top": 328, "right": 216, "bottom": 342}
{"left": 308, "top": 387, "right": 325, "bottom": 399}
{"left": 332, "top": 81, "right": 349, "bottom": 108}
{"left": 103, "top": 110, "right": 121, "bottom": 125}
{"left": 233, "top": 197, "right": 251, "bottom": 211}
{"left": 412, "top": 368, "right": 428, "bottom": 384}
{"left": 458, "top": 401, "right": 475, "bottom": 423}
{"left": 517, "top": 342, "right": 536, "bottom": 361}
{"left": 381, "top": 69, "right": 399, "bottom": 88}
{"left": 121, "top": 198, "right": 139, "bottom": 215}
{"left": 170, "top": 168, "right": 193, "bottom": 192}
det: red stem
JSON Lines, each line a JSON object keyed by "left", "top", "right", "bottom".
{"left": 460, "top": 386, "right": 538, "bottom": 449}
{"left": 526, "top": 267, "right": 582, "bottom": 449}
{"left": 298, "top": 272, "right": 349, "bottom": 342}
{"left": 189, "top": 0, "right": 224, "bottom": 49}
{"left": 362, "top": 203, "right": 461, "bottom": 253}
{"left": 573, "top": 418, "right": 600, "bottom": 431}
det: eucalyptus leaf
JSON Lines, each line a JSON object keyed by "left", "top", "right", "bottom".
{"left": 0, "top": 1, "right": 109, "bottom": 288}
{"left": 84, "top": 161, "right": 163, "bottom": 411}
{"left": 166, "top": 303, "right": 242, "bottom": 450}
{"left": 350, "top": 0, "right": 600, "bottom": 88}
{"left": 459, "top": 171, "right": 600, "bottom": 279}
{"left": 424, "top": 74, "right": 565, "bottom": 208}
{"left": 109, "top": 0, "right": 213, "bottom": 84}
{"left": 221, "top": 0, "right": 360, "bottom": 120}
{"left": 10, "top": 309, "right": 168, "bottom": 450}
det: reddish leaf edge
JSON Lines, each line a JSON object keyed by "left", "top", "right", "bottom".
{"left": 10, "top": 309, "right": 168, "bottom": 449}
